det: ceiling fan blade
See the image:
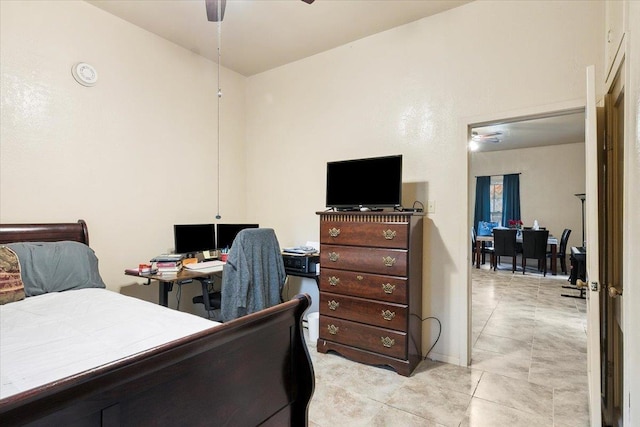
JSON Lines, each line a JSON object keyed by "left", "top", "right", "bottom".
{"left": 206, "top": 0, "right": 226, "bottom": 22}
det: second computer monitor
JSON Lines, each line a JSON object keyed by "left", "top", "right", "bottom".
{"left": 217, "top": 223, "right": 259, "bottom": 250}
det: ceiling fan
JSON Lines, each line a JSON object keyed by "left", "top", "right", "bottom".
{"left": 471, "top": 131, "right": 502, "bottom": 144}
{"left": 206, "top": 0, "right": 314, "bottom": 22}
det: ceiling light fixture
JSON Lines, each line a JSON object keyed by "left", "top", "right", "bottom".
{"left": 471, "top": 131, "right": 502, "bottom": 144}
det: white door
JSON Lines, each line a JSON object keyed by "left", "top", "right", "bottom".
{"left": 584, "top": 64, "right": 602, "bottom": 427}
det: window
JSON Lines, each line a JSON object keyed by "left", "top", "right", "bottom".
{"left": 489, "top": 175, "right": 504, "bottom": 225}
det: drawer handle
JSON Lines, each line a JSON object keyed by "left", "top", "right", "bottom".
{"left": 382, "top": 283, "right": 396, "bottom": 294}
{"left": 327, "top": 324, "right": 339, "bottom": 335}
{"left": 328, "top": 276, "right": 340, "bottom": 286}
{"left": 356, "top": 275, "right": 364, "bottom": 281}
{"left": 381, "top": 336, "right": 395, "bottom": 348}
{"left": 382, "top": 256, "right": 396, "bottom": 267}
{"left": 328, "top": 252, "right": 339, "bottom": 262}
{"left": 381, "top": 310, "right": 396, "bottom": 321}
{"left": 328, "top": 227, "right": 341, "bottom": 237}
{"left": 328, "top": 300, "right": 340, "bottom": 311}
{"left": 382, "top": 229, "right": 397, "bottom": 240}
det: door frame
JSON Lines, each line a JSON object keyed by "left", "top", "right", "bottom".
{"left": 462, "top": 98, "right": 586, "bottom": 365}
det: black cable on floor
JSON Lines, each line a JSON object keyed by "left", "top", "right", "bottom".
{"left": 411, "top": 313, "right": 442, "bottom": 360}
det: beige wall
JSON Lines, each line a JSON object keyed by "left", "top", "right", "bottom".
{"left": 244, "top": 1, "right": 604, "bottom": 363}
{"left": 0, "top": 0, "right": 247, "bottom": 314}
{"left": 0, "top": 0, "right": 607, "bottom": 364}
{"left": 470, "top": 142, "right": 586, "bottom": 253}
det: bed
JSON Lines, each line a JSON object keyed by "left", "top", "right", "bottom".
{"left": 0, "top": 220, "right": 314, "bottom": 426}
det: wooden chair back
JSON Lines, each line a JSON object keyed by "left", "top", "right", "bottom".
{"left": 493, "top": 228, "right": 517, "bottom": 257}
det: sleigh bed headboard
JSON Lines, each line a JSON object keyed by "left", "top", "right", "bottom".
{"left": 0, "top": 219, "right": 89, "bottom": 245}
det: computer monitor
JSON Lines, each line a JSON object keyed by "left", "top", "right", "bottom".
{"left": 216, "top": 224, "right": 259, "bottom": 250}
{"left": 173, "top": 224, "right": 216, "bottom": 256}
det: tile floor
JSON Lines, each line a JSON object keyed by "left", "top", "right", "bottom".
{"left": 306, "top": 259, "right": 589, "bottom": 426}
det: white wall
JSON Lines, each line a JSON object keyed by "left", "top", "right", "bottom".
{"left": 0, "top": 0, "right": 246, "bottom": 314}
{"left": 244, "top": 1, "right": 604, "bottom": 364}
{"left": 470, "top": 142, "right": 586, "bottom": 253}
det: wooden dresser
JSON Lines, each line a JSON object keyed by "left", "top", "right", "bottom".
{"left": 316, "top": 211, "right": 423, "bottom": 376}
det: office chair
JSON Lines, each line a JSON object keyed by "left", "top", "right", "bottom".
{"left": 220, "top": 228, "right": 286, "bottom": 322}
{"left": 192, "top": 278, "right": 222, "bottom": 320}
{"left": 522, "top": 229, "right": 550, "bottom": 276}
{"left": 491, "top": 228, "right": 518, "bottom": 272}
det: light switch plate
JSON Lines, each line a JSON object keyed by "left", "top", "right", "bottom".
{"left": 427, "top": 200, "right": 436, "bottom": 213}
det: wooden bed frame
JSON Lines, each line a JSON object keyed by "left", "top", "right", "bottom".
{"left": 0, "top": 220, "right": 315, "bottom": 426}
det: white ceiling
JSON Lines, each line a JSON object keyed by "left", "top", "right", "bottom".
{"left": 470, "top": 110, "right": 585, "bottom": 153}
{"left": 85, "top": 0, "right": 585, "bottom": 151}
{"left": 86, "top": 0, "right": 471, "bottom": 77}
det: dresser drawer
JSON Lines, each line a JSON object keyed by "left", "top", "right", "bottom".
{"left": 320, "top": 292, "right": 407, "bottom": 331}
{"left": 319, "top": 316, "right": 407, "bottom": 359}
{"left": 320, "top": 221, "right": 409, "bottom": 249}
{"left": 320, "top": 268, "right": 407, "bottom": 303}
{"left": 320, "top": 244, "right": 407, "bottom": 276}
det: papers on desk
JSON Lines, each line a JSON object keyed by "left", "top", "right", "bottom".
{"left": 184, "top": 260, "right": 225, "bottom": 274}
{"left": 283, "top": 246, "right": 318, "bottom": 255}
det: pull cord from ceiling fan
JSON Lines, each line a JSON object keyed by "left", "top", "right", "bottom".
{"left": 215, "top": 5, "right": 222, "bottom": 220}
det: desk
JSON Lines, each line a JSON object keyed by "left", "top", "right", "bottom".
{"left": 126, "top": 255, "right": 317, "bottom": 307}
{"left": 563, "top": 246, "right": 586, "bottom": 298}
{"left": 285, "top": 268, "right": 320, "bottom": 287}
{"left": 125, "top": 265, "right": 224, "bottom": 307}
{"left": 284, "top": 254, "right": 320, "bottom": 287}
{"left": 475, "top": 234, "right": 559, "bottom": 275}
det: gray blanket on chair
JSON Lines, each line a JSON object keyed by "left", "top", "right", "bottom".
{"left": 221, "top": 228, "right": 286, "bottom": 322}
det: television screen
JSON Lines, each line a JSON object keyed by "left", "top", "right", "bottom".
{"left": 326, "top": 155, "right": 402, "bottom": 209}
{"left": 217, "top": 223, "right": 259, "bottom": 250}
{"left": 173, "top": 224, "right": 216, "bottom": 256}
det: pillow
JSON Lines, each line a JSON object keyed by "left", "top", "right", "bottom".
{"left": 6, "top": 241, "right": 106, "bottom": 296}
{"left": 0, "top": 246, "right": 26, "bottom": 304}
{"left": 477, "top": 221, "right": 499, "bottom": 236}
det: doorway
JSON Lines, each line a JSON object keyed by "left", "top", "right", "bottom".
{"left": 466, "top": 104, "right": 587, "bottom": 387}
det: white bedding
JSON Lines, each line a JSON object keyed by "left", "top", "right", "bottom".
{"left": 0, "top": 288, "right": 221, "bottom": 399}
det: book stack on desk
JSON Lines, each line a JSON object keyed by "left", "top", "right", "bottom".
{"left": 150, "top": 254, "right": 184, "bottom": 275}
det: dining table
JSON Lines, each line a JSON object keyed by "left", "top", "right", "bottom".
{"left": 474, "top": 232, "right": 559, "bottom": 275}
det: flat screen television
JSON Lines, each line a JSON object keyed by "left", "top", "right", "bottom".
{"left": 173, "top": 224, "right": 216, "bottom": 256}
{"left": 216, "top": 223, "right": 259, "bottom": 250}
{"left": 326, "top": 154, "right": 402, "bottom": 210}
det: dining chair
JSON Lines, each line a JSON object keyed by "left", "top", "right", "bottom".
{"left": 471, "top": 226, "right": 493, "bottom": 265}
{"left": 547, "top": 228, "right": 571, "bottom": 274}
{"left": 522, "top": 229, "right": 550, "bottom": 276}
{"left": 491, "top": 228, "right": 518, "bottom": 272}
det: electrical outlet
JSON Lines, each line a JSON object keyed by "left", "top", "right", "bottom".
{"left": 427, "top": 200, "right": 436, "bottom": 213}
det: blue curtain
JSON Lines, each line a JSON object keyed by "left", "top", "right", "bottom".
{"left": 502, "top": 173, "right": 521, "bottom": 225}
{"left": 473, "top": 176, "right": 491, "bottom": 231}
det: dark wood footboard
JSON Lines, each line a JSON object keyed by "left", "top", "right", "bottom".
{"left": 0, "top": 294, "right": 314, "bottom": 426}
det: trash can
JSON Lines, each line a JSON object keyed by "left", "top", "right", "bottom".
{"left": 307, "top": 311, "right": 320, "bottom": 343}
